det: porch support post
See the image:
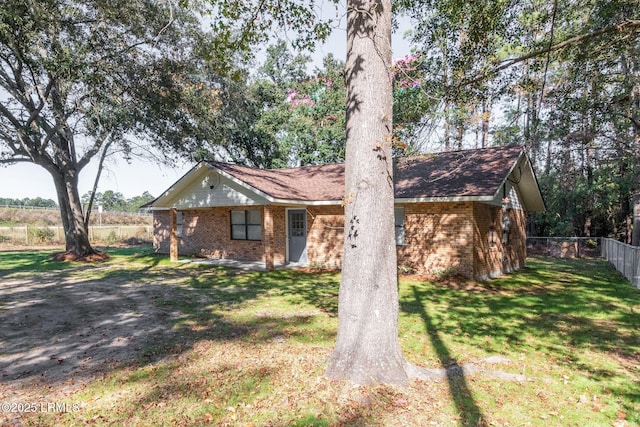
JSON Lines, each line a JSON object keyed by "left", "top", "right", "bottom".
{"left": 170, "top": 207, "right": 178, "bottom": 262}
{"left": 263, "top": 205, "right": 275, "bottom": 270}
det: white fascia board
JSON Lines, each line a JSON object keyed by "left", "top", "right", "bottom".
{"left": 491, "top": 149, "right": 525, "bottom": 201}
{"left": 493, "top": 151, "right": 545, "bottom": 212}
{"left": 271, "top": 199, "right": 343, "bottom": 206}
{"left": 394, "top": 195, "right": 496, "bottom": 204}
{"left": 150, "top": 162, "right": 208, "bottom": 207}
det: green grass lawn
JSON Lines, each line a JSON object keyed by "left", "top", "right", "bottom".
{"left": 1, "top": 247, "right": 638, "bottom": 426}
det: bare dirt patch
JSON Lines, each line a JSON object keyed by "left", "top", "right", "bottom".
{"left": 0, "top": 269, "right": 191, "bottom": 405}
{"left": 50, "top": 250, "right": 111, "bottom": 263}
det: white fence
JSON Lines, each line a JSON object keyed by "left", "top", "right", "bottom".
{"left": 0, "top": 225, "right": 152, "bottom": 246}
{"left": 601, "top": 238, "right": 640, "bottom": 289}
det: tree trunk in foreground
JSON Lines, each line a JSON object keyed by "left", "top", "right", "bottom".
{"left": 326, "top": 0, "right": 408, "bottom": 386}
{"left": 49, "top": 166, "right": 96, "bottom": 256}
{"left": 632, "top": 133, "right": 640, "bottom": 246}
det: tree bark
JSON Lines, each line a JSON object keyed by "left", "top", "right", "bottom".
{"left": 326, "top": 0, "right": 408, "bottom": 386}
{"left": 50, "top": 166, "right": 95, "bottom": 256}
{"left": 630, "top": 53, "right": 640, "bottom": 246}
{"left": 85, "top": 139, "right": 113, "bottom": 228}
{"left": 632, "top": 133, "right": 640, "bottom": 246}
{"left": 481, "top": 97, "right": 489, "bottom": 148}
{"left": 632, "top": 190, "right": 640, "bottom": 246}
{"left": 444, "top": 100, "right": 451, "bottom": 151}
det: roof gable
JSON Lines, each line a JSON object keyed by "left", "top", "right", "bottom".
{"left": 147, "top": 145, "right": 544, "bottom": 212}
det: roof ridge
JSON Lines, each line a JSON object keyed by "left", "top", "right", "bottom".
{"left": 207, "top": 144, "right": 523, "bottom": 172}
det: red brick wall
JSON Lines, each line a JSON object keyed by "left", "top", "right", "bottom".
{"left": 270, "top": 206, "right": 287, "bottom": 265}
{"left": 155, "top": 205, "right": 346, "bottom": 267}
{"left": 153, "top": 202, "right": 527, "bottom": 279}
{"left": 396, "top": 202, "right": 474, "bottom": 278}
{"left": 153, "top": 210, "right": 171, "bottom": 253}
{"left": 153, "top": 206, "right": 287, "bottom": 263}
{"left": 505, "top": 208, "right": 527, "bottom": 271}
{"left": 472, "top": 203, "right": 526, "bottom": 279}
{"left": 306, "top": 206, "right": 344, "bottom": 269}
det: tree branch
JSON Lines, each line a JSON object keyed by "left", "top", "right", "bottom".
{"left": 84, "top": 138, "right": 113, "bottom": 227}
{"left": 464, "top": 19, "right": 640, "bottom": 87}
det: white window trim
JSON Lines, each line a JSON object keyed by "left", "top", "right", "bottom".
{"left": 395, "top": 206, "right": 405, "bottom": 246}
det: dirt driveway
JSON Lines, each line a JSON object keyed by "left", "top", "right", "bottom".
{"left": 0, "top": 265, "right": 197, "bottom": 404}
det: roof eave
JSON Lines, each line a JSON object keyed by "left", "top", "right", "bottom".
{"left": 490, "top": 149, "right": 545, "bottom": 212}
{"left": 270, "top": 199, "right": 343, "bottom": 206}
{"left": 146, "top": 161, "right": 207, "bottom": 208}
{"left": 395, "top": 195, "right": 496, "bottom": 204}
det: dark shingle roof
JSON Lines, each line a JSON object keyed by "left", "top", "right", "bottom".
{"left": 212, "top": 162, "right": 344, "bottom": 201}
{"left": 211, "top": 145, "right": 524, "bottom": 202}
{"left": 394, "top": 145, "right": 524, "bottom": 199}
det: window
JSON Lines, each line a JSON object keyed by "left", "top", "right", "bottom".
{"left": 176, "top": 211, "right": 183, "bottom": 237}
{"left": 231, "top": 209, "right": 262, "bottom": 240}
{"left": 394, "top": 206, "right": 405, "bottom": 246}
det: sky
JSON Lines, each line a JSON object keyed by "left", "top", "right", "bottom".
{"left": 0, "top": 9, "right": 414, "bottom": 202}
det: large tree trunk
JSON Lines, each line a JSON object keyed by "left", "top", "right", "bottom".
{"left": 50, "top": 167, "right": 96, "bottom": 256}
{"left": 481, "top": 96, "right": 489, "bottom": 148}
{"left": 633, "top": 190, "right": 640, "bottom": 246}
{"left": 326, "top": 0, "right": 408, "bottom": 386}
{"left": 631, "top": 100, "right": 640, "bottom": 246}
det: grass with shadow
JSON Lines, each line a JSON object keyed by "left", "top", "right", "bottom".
{"left": 399, "top": 256, "right": 640, "bottom": 425}
{"left": 1, "top": 249, "right": 639, "bottom": 426}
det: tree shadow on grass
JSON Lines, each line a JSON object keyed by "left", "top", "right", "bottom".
{"left": 399, "top": 256, "right": 640, "bottom": 425}
{"left": 404, "top": 285, "right": 486, "bottom": 426}
{"left": 401, "top": 255, "right": 640, "bottom": 362}
{"left": 0, "top": 259, "right": 339, "bottom": 394}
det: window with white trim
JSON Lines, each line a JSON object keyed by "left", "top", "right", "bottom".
{"left": 176, "top": 211, "right": 183, "bottom": 237}
{"left": 395, "top": 206, "right": 405, "bottom": 246}
{"left": 231, "top": 209, "right": 262, "bottom": 240}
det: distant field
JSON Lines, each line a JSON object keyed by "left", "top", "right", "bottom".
{"left": 0, "top": 207, "right": 153, "bottom": 247}
{"left": 0, "top": 207, "right": 152, "bottom": 227}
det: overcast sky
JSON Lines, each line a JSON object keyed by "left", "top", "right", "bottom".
{"left": 0, "top": 11, "right": 414, "bottom": 202}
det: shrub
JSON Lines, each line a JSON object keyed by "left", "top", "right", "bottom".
{"left": 28, "top": 226, "right": 55, "bottom": 243}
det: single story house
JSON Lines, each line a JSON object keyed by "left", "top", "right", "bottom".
{"left": 145, "top": 145, "right": 544, "bottom": 279}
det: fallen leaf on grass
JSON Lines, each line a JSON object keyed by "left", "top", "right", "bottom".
{"left": 395, "top": 398, "right": 408, "bottom": 407}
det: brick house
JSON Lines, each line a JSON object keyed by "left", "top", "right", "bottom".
{"left": 145, "top": 145, "right": 544, "bottom": 279}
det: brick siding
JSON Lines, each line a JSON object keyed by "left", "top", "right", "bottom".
{"left": 472, "top": 203, "right": 526, "bottom": 279}
{"left": 396, "top": 202, "right": 474, "bottom": 277}
{"left": 153, "top": 201, "right": 527, "bottom": 279}
{"left": 306, "top": 206, "right": 344, "bottom": 269}
{"left": 153, "top": 206, "right": 286, "bottom": 263}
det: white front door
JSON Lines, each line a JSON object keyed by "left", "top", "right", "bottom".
{"left": 288, "top": 209, "right": 307, "bottom": 263}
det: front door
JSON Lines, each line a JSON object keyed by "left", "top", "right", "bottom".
{"left": 288, "top": 209, "right": 307, "bottom": 263}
